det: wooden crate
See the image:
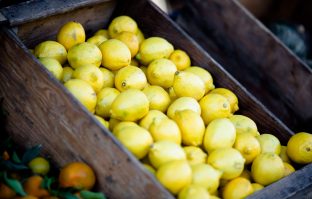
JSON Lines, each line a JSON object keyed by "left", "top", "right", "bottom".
{"left": 176, "top": 0, "right": 312, "bottom": 133}
{"left": 0, "top": 0, "right": 310, "bottom": 198}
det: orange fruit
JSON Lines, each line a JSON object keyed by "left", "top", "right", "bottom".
{"left": 23, "top": 176, "right": 49, "bottom": 198}
{"left": 0, "top": 183, "right": 16, "bottom": 199}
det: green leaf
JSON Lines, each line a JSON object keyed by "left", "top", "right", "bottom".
{"left": 61, "top": 191, "right": 79, "bottom": 199}
{"left": 80, "top": 190, "right": 107, "bottom": 199}
{"left": 42, "top": 176, "right": 56, "bottom": 191}
{"left": 3, "top": 172, "right": 26, "bottom": 196}
{"left": 1, "top": 160, "right": 28, "bottom": 170}
{"left": 12, "top": 151, "right": 22, "bottom": 163}
{"left": 22, "top": 145, "right": 42, "bottom": 164}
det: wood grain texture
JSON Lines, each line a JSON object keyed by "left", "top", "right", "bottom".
{"left": 177, "top": 0, "right": 312, "bottom": 132}
{"left": 0, "top": 26, "right": 173, "bottom": 199}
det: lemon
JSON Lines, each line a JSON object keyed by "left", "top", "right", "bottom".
{"left": 178, "top": 185, "right": 211, "bottom": 199}
{"left": 279, "top": 145, "right": 291, "bottom": 163}
{"left": 115, "top": 31, "right": 139, "bottom": 57}
{"left": 94, "top": 29, "right": 109, "bottom": 38}
{"left": 108, "top": 118, "right": 120, "bottom": 132}
{"left": 110, "top": 89, "right": 149, "bottom": 121}
{"left": 57, "top": 21, "right": 85, "bottom": 50}
{"left": 137, "top": 37, "right": 174, "bottom": 65}
{"left": 136, "top": 28, "right": 145, "bottom": 44}
{"left": 203, "top": 118, "right": 236, "bottom": 153}
{"left": 108, "top": 16, "right": 138, "bottom": 38}
{"left": 139, "top": 110, "right": 168, "bottom": 130}
{"left": 38, "top": 58, "right": 63, "bottom": 80}
{"left": 131, "top": 59, "right": 139, "bottom": 66}
{"left": 61, "top": 66, "right": 74, "bottom": 83}
{"left": 191, "top": 163, "right": 222, "bottom": 193}
{"left": 148, "top": 140, "right": 186, "bottom": 169}
{"left": 239, "top": 169, "right": 252, "bottom": 181}
{"left": 283, "top": 162, "right": 295, "bottom": 177}
{"left": 143, "top": 163, "right": 156, "bottom": 175}
{"left": 210, "top": 196, "right": 221, "bottom": 199}
{"left": 87, "top": 35, "right": 107, "bottom": 46}
{"left": 251, "top": 183, "right": 264, "bottom": 192}
{"left": 115, "top": 125, "right": 153, "bottom": 159}
{"left": 115, "top": 65, "right": 147, "bottom": 91}
{"left": 185, "top": 66, "right": 215, "bottom": 93}
{"left": 256, "top": 134, "right": 281, "bottom": 155}
{"left": 173, "top": 71, "right": 206, "bottom": 100}
{"left": 64, "top": 79, "right": 97, "bottom": 113}
{"left": 207, "top": 148, "right": 245, "bottom": 180}
{"left": 146, "top": 58, "right": 177, "bottom": 88}
{"left": 112, "top": 121, "right": 138, "bottom": 135}
{"left": 173, "top": 110, "right": 205, "bottom": 146}
{"left": 167, "top": 97, "right": 201, "bottom": 119}
{"left": 183, "top": 146, "right": 207, "bottom": 165}
{"left": 251, "top": 152, "right": 284, "bottom": 185}
{"left": 94, "top": 115, "right": 109, "bottom": 129}
{"left": 199, "top": 93, "right": 232, "bottom": 125}
{"left": 287, "top": 132, "right": 312, "bottom": 164}
{"left": 34, "top": 40, "right": 67, "bottom": 64}
{"left": 149, "top": 118, "right": 181, "bottom": 144}
{"left": 210, "top": 88, "right": 239, "bottom": 113}
{"left": 229, "top": 115, "right": 259, "bottom": 136}
{"left": 156, "top": 160, "right": 192, "bottom": 195}
{"left": 222, "top": 177, "right": 253, "bottom": 199}
{"left": 168, "top": 87, "right": 178, "bottom": 101}
{"left": 99, "top": 39, "right": 131, "bottom": 70}
{"left": 95, "top": 87, "right": 120, "bottom": 118}
{"left": 234, "top": 133, "right": 261, "bottom": 164}
{"left": 67, "top": 42, "right": 102, "bottom": 68}
{"left": 72, "top": 65, "right": 104, "bottom": 93}
{"left": 99, "top": 67, "right": 115, "bottom": 88}
{"left": 28, "top": 157, "right": 50, "bottom": 175}
{"left": 169, "top": 49, "right": 191, "bottom": 70}
{"left": 143, "top": 85, "right": 171, "bottom": 112}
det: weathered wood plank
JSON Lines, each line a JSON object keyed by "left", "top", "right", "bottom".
{"left": 177, "top": 0, "right": 312, "bottom": 132}
{"left": 0, "top": 26, "right": 174, "bottom": 199}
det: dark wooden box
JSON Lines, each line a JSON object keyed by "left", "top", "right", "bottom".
{"left": 0, "top": 0, "right": 311, "bottom": 198}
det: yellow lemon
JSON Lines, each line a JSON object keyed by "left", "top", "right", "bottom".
{"left": 112, "top": 121, "right": 138, "bottom": 135}
{"left": 131, "top": 59, "right": 139, "bottom": 66}
{"left": 210, "top": 88, "right": 239, "bottom": 113}
{"left": 168, "top": 87, "right": 178, "bottom": 101}
{"left": 61, "top": 66, "right": 74, "bottom": 83}
{"left": 191, "top": 163, "right": 222, "bottom": 194}
{"left": 99, "top": 39, "right": 131, "bottom": 71}
{"left": 178, "top": 185, "right": 211, "bottom": 199}
{"left": 256, "top": 134, "right": 281, "bottom": 155}
{"left": 72, "top": 65, "right": 104, "bottom": 93}
{"left": 283, "top": 162, "right": 295, "bottom": 177}
{"left": 95, "top": 87, "right": 120, "bottom": 118}
{"left": 38, "top": 58, "right": 63, "bottom": 80}
{"left": 139, "top": 110, "right": 168, "bottom": 130}
{"left": 143, "top": 85, "right": 171, "bottom": 112}
{"left": 87, "top": 35, "right": 107, "bottom": 46}
{"left": 167, "top": 97, "right": 201, "bottom": 119}
{"left": 136, "top": 28, "right": 145, "bottom": 44}
{"left": 149, "top": 118, "right": 181, "bottom": 144}
{"left": 156, "top": 160, "right": 192, "bottom": 195}
{"left": 222, "top": 177, "right": 253, "bottom": 199}
{"left": 108, "top": 118, "right": 121, "bottom": 132}
{"left": 169, "top": 49, "right": 191, "bottom": 70}
{"left": 251, "top": 152, "right": 284, "bottom": 185}
{"left": 114, "top": 125, "right": 153, "bottom": 159}
{"left": 67, "top": 42, "right": 102, "bottom": 68}
{"left": 57, "top": 21, "right": 85, "bottom": 50}
{"left": 115, "top": 65, "right": 147, "bottom": 91}
{"left": 108, "top": 16, "right": 138, "bottom": 38}
{"left": 143, "top": 163, "right": 156, "bottom": 175}
{"left": 251, "top": 183, "right": 264, "bottom": 192}
{"left": 115, "top": 31, "right": 139, "bottom": 57}
{"left": 234, "top": 133, "right": 261, "bottom": 164}
{"left": 94, "top": 29, "right": 109, "bottom": 38}
{"left": 183, "top": 146, "right": 208, "bottom": 165}
{"left": 64, "top": 79, "right": 97, "bottom": 113}
{"left": 147, "top": 58, "right": 177, "bottom": 88}
{"left": 185, "top": 66, "right": 215, "bottom": 93}
{"left": 229, "top": 115, "right": 259, "bottom": 136}
{"left": 110, "top": 89, "right": 149, "bottom": 121}
{"left": 199, "top": 93, "right": 232, "bottom": 125}
{"left": 137, "top": 37, "right": 174, "bottom": 65}
{"left": 287, "top": 132, "right": 312, "bottom": 164}
{"left": 203, "top": 118, "right": 236, "bottom": 154}
{"left": 279, "top": 145, "right": 291, "bottom": 163}
{"left": 239, "top": 169, "right": 252, "bottom": 181}
{"left": 207, "top": 148, "right": 245, "bottom": 180}
{"left": 173, "top": 71, "right": 206, "bottom": 100}
{"left": 148, "top": 140, "right": 186, "bottom": 169}
{"left": 173, "top": 110, "right": 205, "bottom": 146}
{"left": 94, "top": 115, "right": 109, "bottom": 129}
{"left": 210, "top": 196, "right": 221, "bottom": 199}
{"left": 34, "top": 40, "right": 67, "bottom": 64}
{"left": 99, "top": 67, "right": 115, "bottom": 88}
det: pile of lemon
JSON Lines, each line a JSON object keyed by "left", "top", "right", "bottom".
{"left": 32, "top": 16, "right": 312, "bottom": 199}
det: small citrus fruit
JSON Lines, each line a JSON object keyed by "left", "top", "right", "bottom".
{"left": 229, "top": 115, "right": 259, "bottom": 136}
{"left": 210, "top": 88, "right": 239, "bottom": 113}
{"left": 149, "top": 118, "right": 181, "bottom": 144}
{"left": 169, "top": 49, "right": 191, "bottom": 70}
{"left": 34, "top": 40, "right": 67, "bottom": 64}
{"left": 185, "top": 66, "right": 215, "bottom": 93}
{"left": 57, "top": 21, "right": 85, "bottom": 50}
{"left": 143, "top": 85, "right": 171, "bottom": 112}
{"left": 115, "top": 65, "right": 147, "bottom": 91}
{"left": 183, "top": 146, "right": 207, "bottom": 165}
{"left": 38, "top": 57, "right": 63, "bottom": 80}
{"left": 108, "top": 16, "right": 138, "bottom": 38}
{"left": 95, "top": 87, "right": 120, "bottom": 118}
{"left": 28, "top": 157, "right": 50, "bottom": 175}
{"left": 167, "top": 97, "right": 201, "bottom": 119}
{"left": 222, "top": 177, "right": 253, "bottom": 199}
{"left": 139, "top": 110, "right": 168, "bottom": 130}
{"left": 178, "top": 185, "right": 211, "bottom": 199}
{"left": 234, "top": 133, "right": 261, "bottom": 164}
{"left": 256, "top": 134, "right": 281, "bottom": 155}
{"left": 287, "top": 132, "right": 312, "bottom": 164}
